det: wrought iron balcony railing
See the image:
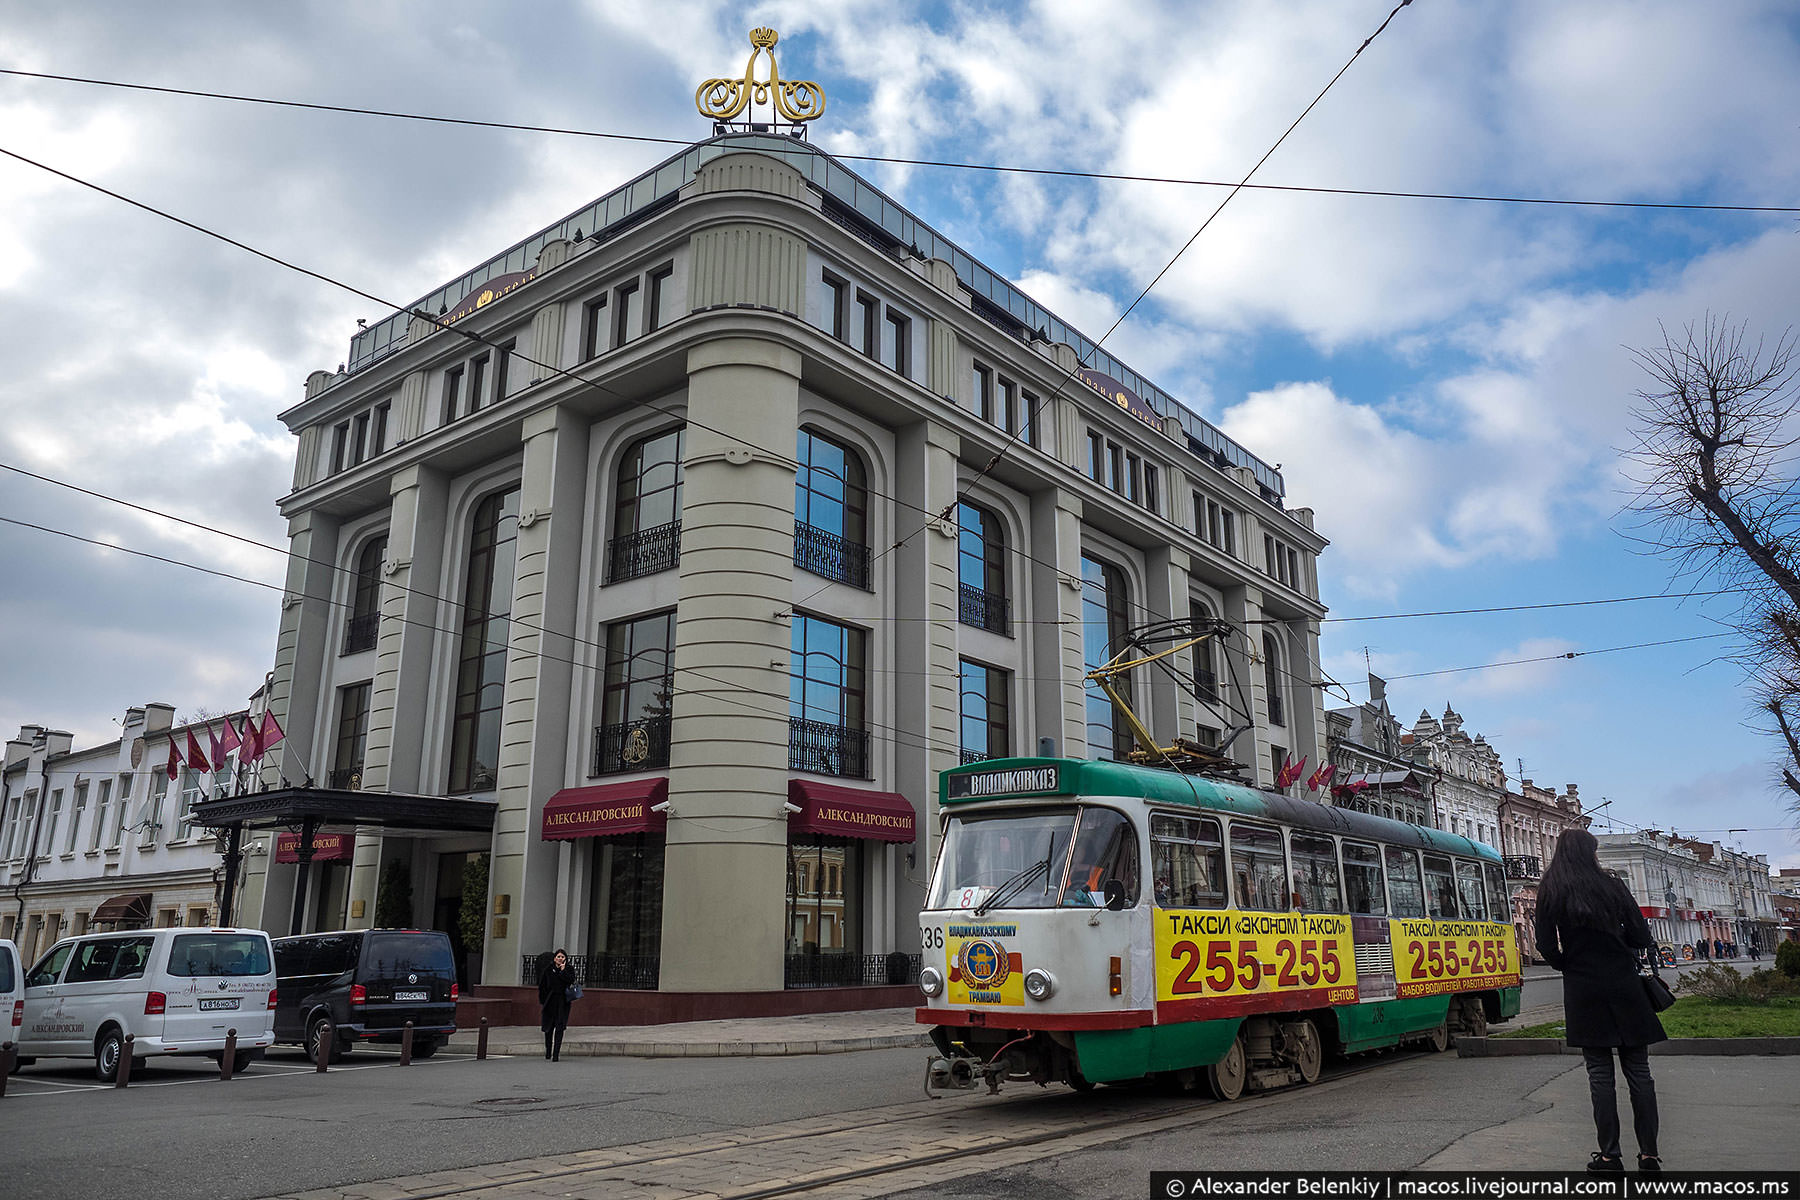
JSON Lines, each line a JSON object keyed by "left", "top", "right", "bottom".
{"left": 788, "top": 716, "right": 871, "bottom": 779}
{"left": 960, "top": 747, "right": 1004, "bottom": 765}
{"left": 606, "top": 520, "right": 681, "bottom": 584}
{"left": 783, "top": 952, "right": 920, "bottom": 989}
{"left": 521, "top": 952, "right": 659, "bottom": 991}
{"left": 592, "top": 715, "right": 672, "bottom": 776}
{"left": 342, "top": 611, "right": 379, "bottom": 655}
{"left": 793, "top": 523, "right": 871, "bottom": 590}
{"left": 957, "top": 583, "right": 1011, "bottom": 636}
{"left": 1504, "top": 855, "right": 1542, "bottom": 880}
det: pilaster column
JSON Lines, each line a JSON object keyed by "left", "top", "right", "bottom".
{"left": 1144, "top": 545, "right": 1195, "bottom": 747}
{"left": 485, "top": 405, "right": 591, "bottom": 984}
{"left": 264, "top": 510, "right": 341, "bottom": 789}
{"left": 1220, "top": 582, "right": 1274, "bottom": 785}
{"left": 1029, "top": 488, "right": 1088, "bottom": 757}
{"left": 658, "top": 336, "right": 802, "bottom": 992}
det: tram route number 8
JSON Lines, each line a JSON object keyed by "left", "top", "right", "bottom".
{"left": 1404, "top": 937, "right": 1508, "bottom": 980}
{"left": 1168, "top": 937, "right": 1343, "bottom": 994}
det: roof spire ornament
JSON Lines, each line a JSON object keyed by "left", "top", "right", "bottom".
{"left": 696, "top": 27, "right": 826, "bottom": 137}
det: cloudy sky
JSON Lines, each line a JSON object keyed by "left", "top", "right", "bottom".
{"left": 2, "top": 2, "right": 1798, "bottom": 866}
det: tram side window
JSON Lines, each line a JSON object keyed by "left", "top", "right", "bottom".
{"left": 1423, "top": 853, "right": 1461, "bottom": 919}
{"left": 1063, "top": 807, "right": 1140, "bottom": 908}
{"left": 1150, "top": 814, "right": 1225, "bottom": 909}
{"left": 1229, "top": 822, "right": 1289, "bottom": 912}
{"left": 1454, "top": 860, "right": 1487, "bottom": 924}
{"left": 1342, "top": 841, "right": 1386, "bottom": 915}
{"left": 1289, "top": 832, "right": 1344, "bottom": 913}
{"left": 1482, "top": 862, "right": 1509, "bottom": 924}
{"left": 1384, "top": 846, "right": 1426, "bottom": 918}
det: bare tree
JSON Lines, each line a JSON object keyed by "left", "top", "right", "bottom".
{"left": 1624, "top": 314, "right": 1800, "bottom": 801}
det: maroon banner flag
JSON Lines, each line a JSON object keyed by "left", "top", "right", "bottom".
{"left": 185, "top": 729, "right": 211, "bottom": 773}
{"left": 1307, "top": 762, "right": 1337, "bottom": 792}
{"left": 1275, "top": 754, "right": 1308, "bottom": 790}
{"left": 166, "top": 737, "right": 182, "bottom": 780}
{"left": 259, "top": 710, "right": 285, "bottom": 755}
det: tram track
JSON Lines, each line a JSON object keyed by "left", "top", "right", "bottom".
{"left": 313, "top": 1046, "right": 1440, "bottom": 1200}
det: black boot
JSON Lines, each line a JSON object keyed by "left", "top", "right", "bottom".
{"left": 553, "top": 1029, "right": 564, "bottom": 1062}
{"left": 544, "top": 1031, "right": 553, "bottom": 1060}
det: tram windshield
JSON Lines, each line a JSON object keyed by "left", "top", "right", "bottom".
{"left": 927, "top": 806, "right": 1141, "bottom": 911}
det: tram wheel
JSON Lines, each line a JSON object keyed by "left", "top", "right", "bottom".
{"left": 1204, "top": 1035, "right": 1247, "bottom": 1102}
{"left": 1460, "top": 998, "right": 1488, "bottom": 1038}
{"left": 1426, "top": 1022, "right": 1451, "bottom": 1053}
{"left": 1287, "top": 1019, "right": 1322, "bottom": 1086}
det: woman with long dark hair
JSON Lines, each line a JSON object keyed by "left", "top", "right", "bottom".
{"left": 1535, "top": 827, "right": 1666, "bottom": 1172}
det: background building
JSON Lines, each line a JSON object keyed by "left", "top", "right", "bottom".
{"left": 232, "top": 131, "right": 1327, "bottom": 1011}
{"left": 1497, "top": 779, "right": 1585, "bottom": 962}
{"left": 1407, "top": 706, "right": 1507, "bottom": 847}
{"left": 1325, "top": 673, "right": 1434, "bottom": 826}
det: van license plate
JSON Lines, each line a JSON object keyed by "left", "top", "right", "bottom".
{"left": 199, "top": 997, "right": 240, "bottom": 1011}
{"left": 394, "top": 990, "right": 428, "bottom": 1002}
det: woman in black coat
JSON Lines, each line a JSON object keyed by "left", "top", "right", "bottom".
{"left": 1535, "top": 828, "right": 1666, "bottom": 1172}
{"left": 536, "top": 948, "right": 578, "bottom": 1061}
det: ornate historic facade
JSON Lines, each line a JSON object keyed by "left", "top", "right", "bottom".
{"left": 1497, "top": 779, "right": 1584, "bottom": 962}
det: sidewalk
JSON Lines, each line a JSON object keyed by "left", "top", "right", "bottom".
{"left": 445, "top": 1006, "right": 930, "bottom": 1058}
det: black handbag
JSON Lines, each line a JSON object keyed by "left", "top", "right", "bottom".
{"left": 1641, "top": 964, "right": 1676, "bottom": 1012}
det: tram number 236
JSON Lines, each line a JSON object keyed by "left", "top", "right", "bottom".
{"left": 1168, "top": 937, "right": 1342, "bottom": 994}
{"left": 1403, "top": 937, "right": 1508, "bottom": 979}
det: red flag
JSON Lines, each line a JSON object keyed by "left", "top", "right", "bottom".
{"left": 210, "top": 717, "right": 242, "bottom": 768}
{"left": 259, "top": 710, "right": 285, "bottom": 756}
{"left": 1275, "top": 755, "right": 1308, "bottom": 790}
{"left": 186, "top": 729, "right": 211, "bottom": 773}
{"left": 166, "top": 737, "right": 182, "bottom": 779}
{"left": 1307, "top": 763, "right": 1337, "bottom": 792}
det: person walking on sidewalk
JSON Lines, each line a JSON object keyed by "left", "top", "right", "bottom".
{"left": 537, "top": 948, "right": 578, "bottom": 1062}
{"left": 1535, "top": 827, "right": 1666, "bottom": 1174}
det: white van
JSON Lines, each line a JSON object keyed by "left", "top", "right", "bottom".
{"left": 18, "top": 927, "right": 277, "bottom": 1080}
{"left": 1, "top": 938, "right": 22, "bottom": 1067}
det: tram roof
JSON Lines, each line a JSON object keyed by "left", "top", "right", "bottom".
{"left": 941, "top": 757, "right": 1501, "bottom": 863}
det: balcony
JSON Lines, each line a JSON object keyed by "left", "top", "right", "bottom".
{"left": 342, "top": 611, "right": 379, "bottom": 655}
{"left": 1505, "top": 855, "right": 1542, "bottom": 880}
{"left": 957, "top": 583, "right": 1011, "bottom": 636}
{"left": 789, "top": 717, "right": 870, "bottom": 779}
{"left": 606, "top": 520, "right": 681, "bottom": 584}
{"left": 793, "top": 523, "right": 871, "bottom": 590}
{"left": 592, "top": 715, "right": 672, "bottom": 776}
{"left": 959, "top": 747, "right": 1003, "bottom": 765}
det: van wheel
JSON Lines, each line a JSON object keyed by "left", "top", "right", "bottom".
{"left": 411, "top": 1038, "right": 439, "bottom": 1060}
{"left": 95, "top": 1029, "right": 125, "bottom": 1082}
{"left": 307, "top": 1016, "right": 343, "bottom": 1065}
{"left": 232, "top": 1051, "right": 255, "bottom": 1074}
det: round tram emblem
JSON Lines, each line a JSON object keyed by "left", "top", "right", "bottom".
{"left": 956, "top": 939, "right": 1010, "bottom": 987}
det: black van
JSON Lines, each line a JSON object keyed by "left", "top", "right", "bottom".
{"left": 272, "top": 929, "right": 458, "bottom": 1062}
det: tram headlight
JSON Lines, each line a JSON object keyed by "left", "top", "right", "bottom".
{"left": 1023, "top": 968, "right": 1056, "bottom": 1001}
{"left": 919, "top": 966, "right": 945, "bottom": 997}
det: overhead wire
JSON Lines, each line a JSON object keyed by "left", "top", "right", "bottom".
{"left": 2, "top": 65, "right": 1793, "bottom": 215}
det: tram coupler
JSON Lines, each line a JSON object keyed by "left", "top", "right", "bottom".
{"left": 925, "top": 1052, "right": 991, "bottom": 1096}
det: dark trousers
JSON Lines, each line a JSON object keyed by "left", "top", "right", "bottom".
{"left": 1582, "top": 1046, "right": 1658, "bottom": 1158}
{"left": 544, "top": 1027, "right": 565, "bottom": 1059}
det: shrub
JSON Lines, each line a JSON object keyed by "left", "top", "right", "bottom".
{"left": 1776, "top": 940, "right": 1800, "bottom": 980}
{"left": 1682, "top": 963, "right": 1800, "bottom": 1002}
{"left": 374, "top": 858, "right": 413, "bottom": 927}
{"left": 458, "top": 852, "right": 490, "bottom": 953}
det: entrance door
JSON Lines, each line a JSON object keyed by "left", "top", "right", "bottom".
{"left": 433, "top": 852, "right": 470, "bottom": 987}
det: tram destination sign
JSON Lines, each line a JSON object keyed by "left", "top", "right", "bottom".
{"left": 945, "top": 765, "right": 1064, "bottom": 802}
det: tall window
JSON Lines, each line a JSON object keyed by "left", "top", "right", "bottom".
{"left": 331, "top": 682, "right": 372, "bottom": 790}
{"left": 113, "top": 775, "right": 131, "bottom": 847}
{"left": 467, "top": 354, "right": 490, "bottom": 415}
{"left": 822, "top": 270, "right": 848, "bottom": 340}
{"left": 142, "top": 774, "right": 167, "bottom": 848}
{"left": 448, "top": 487, "right": 521, "bottom": 793}
{"left": 973, "top": 364, "right": 993, "bottom": 423}
{"left": 1189, "top": 599, "right": 1220, "bottom": 704}
{"left": 441, "top": 365, "right": 464, "bottom": 424}
{"left": 958, "top": 659, "right": 1011, "bottom": 763}
{"left": 1081, "top": 554, "right": 1133, "bottom": 759}
{"left": 787, "top": 837, "right": 864, "bottom": 971}
{"left": 1262, "top": 632, "right": 1286, "bottom": 727}
{"left": 882, "top": 310, "right": 910, "bottom": 374}
{"left": 582, "top": 294, "right": 608, "bottom": 360}
{"left": 589, "top": 834, "right": 664, "bottom": 984}
{"left": 647, "top": 266, "right": 674, "bottom": 332}
{"left": 856, "top": 291, "right": 879, "bottom": 358}
{"left": 344, "top": 536, "right": 387, "bottom": 655}
{"left": 67, "top": 781, "right": 88, "bottom": 854}
{"left": 956, "top": 502, "right": 1009, "bottom": 635}
{"left": 494, "top": 340, "right": 514, "bottom": 404}
{"left": 90, "top": 779, "right": 111, "bottom": 852}
{"left": 794, "top": 427, "right": 870, "bottom": 589}
{"left": 596, "top": 611, "right": 675, "bottom": 775}
{"left": 45, "top": 789, "right": 62, "bottom": 854}
{"left": 614, "top": 279, "right": 644, "bottom": 345}
{"left": 608, "top": 425, "right": 685, "bottom": 582}
{"left": 789, "top": 614, "right": 869, "bottom": 778}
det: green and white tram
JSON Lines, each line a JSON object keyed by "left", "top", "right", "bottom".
{"left": 917, "top": 757, "right": 1522, "bottom": 1098}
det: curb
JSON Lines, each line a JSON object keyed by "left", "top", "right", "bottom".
{"left": 1459, "top": 1036, "right": 1800, "bottom": 1057}
{"left": 457, "top": 1033, "right": 932, "bottom": 1059}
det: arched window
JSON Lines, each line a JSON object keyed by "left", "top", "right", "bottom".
{"left": 1081, "top": 554, "right": 1133, "bottom": 760}
{"left": 342, "top": 536, "right": 387, "bottom": 654}
{"left": 793, "top": 427, "right": 870, "bottom": 589}
{"left": 1189, "top": 598, "right": 1220, "bottom": 705}
{"left": 956, "top": 502, "right": 1009, "bottom": 635}
{"left": 448, "top": 487, "right": 520, "bottom": 793}
{"left": 608, "top": 425, "right": 684, "bottom": 583}
{"left": 1262, "top": 631, "right": 1286, "bottom": 727}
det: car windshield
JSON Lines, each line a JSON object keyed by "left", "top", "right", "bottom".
{"left": 927, "top": 808, "right": 1077, "bottom": 911}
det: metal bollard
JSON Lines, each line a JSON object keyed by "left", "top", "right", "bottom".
{"left": 0, "top": 1041, "right": 13, "bottom": 1097}
{"left": 399, "top": 1021, "right": 413, "bottom": 1066}
{"left": 115, "top": 1035, "right": 135, "bottom": 1088}
{"left": 476, "top": 1017, "right": 489, "bottom": 1061}
{"left": 315, "top": 1017, "right": 331, "bottom": 1073}
{"left": 220, "top": 1029, "right": 237, "bottom": 1081}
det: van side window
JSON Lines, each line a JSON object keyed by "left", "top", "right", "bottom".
{"left": 1384, "top": 846, "right": 1425, "bottom": 918}
{"left": 109, "top": 936, "right": 155, "bottom": 980}
{"left": 274, "top": 938, "right": 315, "bottom": 977}
{"left": 315, "top": 933, "right": 362, "bottom": 975}
{"left": 66, "top": 939, "right": 125, "bottom": 984}
{"left": 1342, "top": 841, "right": 1387, "bottom": 915}
{"left": 1422, "top": 853, "right": 1460, "bottom": 919}
{"left": 27, "top": 943, "right": 72, "bottom": 988}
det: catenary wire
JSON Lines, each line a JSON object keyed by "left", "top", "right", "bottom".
{"left": 2, "top": 65, "right": 1794, "bottom": 215}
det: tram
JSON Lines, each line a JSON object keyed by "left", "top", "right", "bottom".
{"left": 915, "top": 755, "right": 1523, "bottom": 1099}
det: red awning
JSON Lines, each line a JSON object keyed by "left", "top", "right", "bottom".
{"left": 1640, "top": 905, "right": 1670, "bottom": 920}
{"left": 788, "top": 780, "right": 916, "bottom": 843}
{"left": 275, "top": 830, "right": 356, "bottom": 863}
{"left": 541, "top": 778, "right": 668, "bottom": 841}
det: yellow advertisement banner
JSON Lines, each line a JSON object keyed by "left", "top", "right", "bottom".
{"left": 1388, "top": 918, "right": 1520, "bottom": 997}
{"left": 945, "top": 923, "right": 1025, "bottom": 1007}
{"left": 1154, "top": 909, "right": 1358, "bottom": 1006}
